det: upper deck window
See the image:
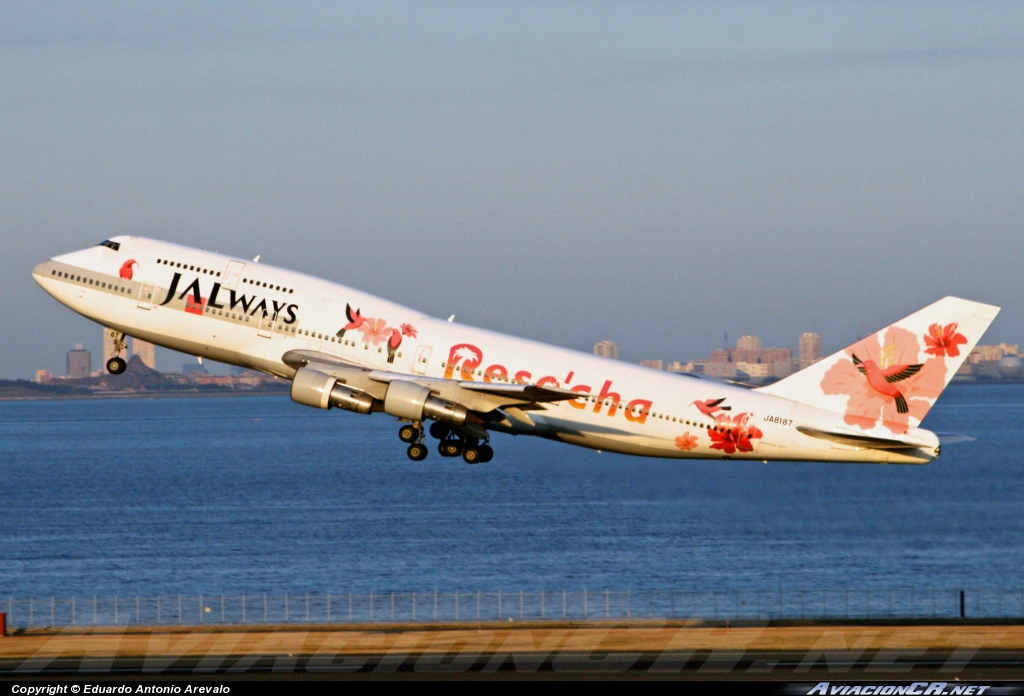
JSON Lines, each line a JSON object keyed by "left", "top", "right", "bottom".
{"left": 98, "top": 240, "right": 120, "bottom": 251}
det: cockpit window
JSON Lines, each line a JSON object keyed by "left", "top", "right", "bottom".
{"left": 98, "top": 240, "right": 120, "bottom": 251}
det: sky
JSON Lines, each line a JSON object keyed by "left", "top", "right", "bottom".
{"left": 2, "top": 2, "right": 1022, "bottom": 378}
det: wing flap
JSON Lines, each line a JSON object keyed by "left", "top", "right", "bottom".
{"left": 459, "top": 381, "right": 584, "bottom": 404}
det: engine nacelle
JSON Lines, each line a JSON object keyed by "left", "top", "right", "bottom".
{"left": 290, "top": 368, "right": 374, "bottom": 414}
{"left": 383, "top": 379, "right": 468, "bottom": 424}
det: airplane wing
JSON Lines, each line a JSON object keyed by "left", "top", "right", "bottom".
{"left": 281, "top": 349, "right": 582, "bottom": 412}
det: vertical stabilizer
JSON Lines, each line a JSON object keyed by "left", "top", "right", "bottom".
{"left": 756, "top": 297, "right": 1000, "bottom": 434}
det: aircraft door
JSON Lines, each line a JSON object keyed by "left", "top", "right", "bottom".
{"left": 257, "top": 311, "right": 275, "bottom": 338}
{"left": 221, "top": 261, "right": 246, "bottom": 290}
{"left": 137, "top": 282, "right": 156, "bottom": 310}
{"left": 412, "top": 345, "right": 431, "bottom": 375}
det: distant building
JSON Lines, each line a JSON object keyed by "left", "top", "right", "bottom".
{"left": 704, "top": 362, "right": 737, "bottom": 379}
{"left": 734, "top": 362, "right": 770, "bottom": 379}
{"left": 66, "top": 344, "right": 91, "bottom": 378}
{"left": 35, "top": 370, "right": 52, "bottom": 383}
{"left": 594, "top": 341, "right": 618, "bottom": 359}
{"left": 771, "top": 360, "right": 796, "bottom": 379}
{"left": 638, "top": 359, "right": 663, "bottom": 370}
{"left": 705, "top": 337, "right": 794, "bottom": 380}
{"left": 970, "top": 344, "right": 1019, "bottom": 363}
{"left": 132, "top": 338, "right": 156, "bottom": 370}
{"left": 799, "top": 332, "right": 822, "bottom": 369}
{"left": 736, "top": 335, "right": 762, "bottom": 352}
{"left": 709, "top": 348, "right": 731, "bottom": 363}
{"left": 667, "top": 361, "right": 704, "bottom": 374}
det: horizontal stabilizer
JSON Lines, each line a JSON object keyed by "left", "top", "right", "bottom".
{"left": 797, "top": 425, "right": 933, "bottom": 450}
{"left": 934, "top": 432, "right": 977, "bottom": 445}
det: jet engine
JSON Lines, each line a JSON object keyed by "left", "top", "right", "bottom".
{"left": 290, "top": 368, "right": 374, "bottom": 414}
{"left": 383, "top": 379, "right": 469, "bottom": 424}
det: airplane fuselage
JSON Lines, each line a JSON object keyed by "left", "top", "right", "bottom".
{"left": 33, "top": 237, "right": 954, "bottom": 464}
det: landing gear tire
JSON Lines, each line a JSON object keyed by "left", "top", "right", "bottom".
{"left": 398, "top": 424, "right": 421, "bottom": 443}
{"left": 477, "top": 445, "right": 494, "bottom": 463}
{"left": 439, "top": 439, "right": 462, "bottom": 457}
{"left": 462, "top": 447, "right": 481, "bottom": 465}
{"left": 429, "top": 422, "right": 451, "bottom": 440}
{"left": 106, "top": 357, "right": 127, "bottom": 375}
{"left": 407, "top": 443, "right": 428, "bottom": 461}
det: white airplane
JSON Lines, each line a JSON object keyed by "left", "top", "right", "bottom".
{"left": 34, "top": 237, "right": 998, "bottom": 465}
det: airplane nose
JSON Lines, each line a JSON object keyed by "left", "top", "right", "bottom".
{"left": 32, "top": 260, "right": 52, "bottom": 284}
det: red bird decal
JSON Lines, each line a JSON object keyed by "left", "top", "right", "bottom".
{"left": 119, "top": 259, "right": 137, "bottom": 279}
{"left": 386, "top": 328, "right": 403, "bottom": 363}
{"left": 692, "top": 397, "right": 731, "bottom": 417}
{"left": 337, "top": 303, "right": 365, "bottom": 338}
{"left": 851, "top": 353, "right": 922, "bottom": 414}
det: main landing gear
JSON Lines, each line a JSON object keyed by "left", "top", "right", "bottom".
{"left": 106, "top": 331, "right": 128, "bottom": 374}
{"left": 399, "top": 421, "right": 494, "bottom": 463}
{"left": 399, "top": 423, "right": 429, "bottom": 461}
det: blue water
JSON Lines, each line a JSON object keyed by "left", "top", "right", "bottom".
{"left": 0, "top": 385, "right": 1022, "bottom": 598}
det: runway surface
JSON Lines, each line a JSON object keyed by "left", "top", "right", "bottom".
{"left": 3, "top": 621, "right": 1024, "bottom": 679}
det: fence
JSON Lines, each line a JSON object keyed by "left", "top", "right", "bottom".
{"left": 3, "top": 589, "right": 1023, "bottom": 630}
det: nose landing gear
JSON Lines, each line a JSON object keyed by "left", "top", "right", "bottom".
{"left": 106, "top": 331, "right": 128, "bottom": 374}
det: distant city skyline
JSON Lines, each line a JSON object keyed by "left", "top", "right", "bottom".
{"left": 37, "top": 330, "right": 1022, "bottom": 383}
{"left": 34, "top": 328, "right": 1020, "bottom": 387}
{"left": 634, "top": 329, "right": 1020, "bottom": 382}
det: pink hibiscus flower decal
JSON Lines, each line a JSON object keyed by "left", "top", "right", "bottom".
{"left": 924, "top": 322, "right": 967, "bottom": 358}
{"left": 707, "top": 413, "right": 763, "bottom": 454}
{"left": 358, "top": 317, "right": 391, "bottom": 346}
{"left": 674, "top": 432, "right": 699, "bottom": 451}
{"left": 820, "top": 326, "right": 946, "bottom": 434}
{"left": 400, "top": 323, "right": 418, "bottom": 338}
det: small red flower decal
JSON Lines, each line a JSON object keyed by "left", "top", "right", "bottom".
{"left": 924, "top": 322, "right": 967, "bottom": 358}
{"left": 674, "top": 432, "right": 699, "bottom": 451}
{"left": 400, "top": 323, "right": 418, "bottom": 338}
{"left": 707, "top": 413, "right": 763, "bottom": 454}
